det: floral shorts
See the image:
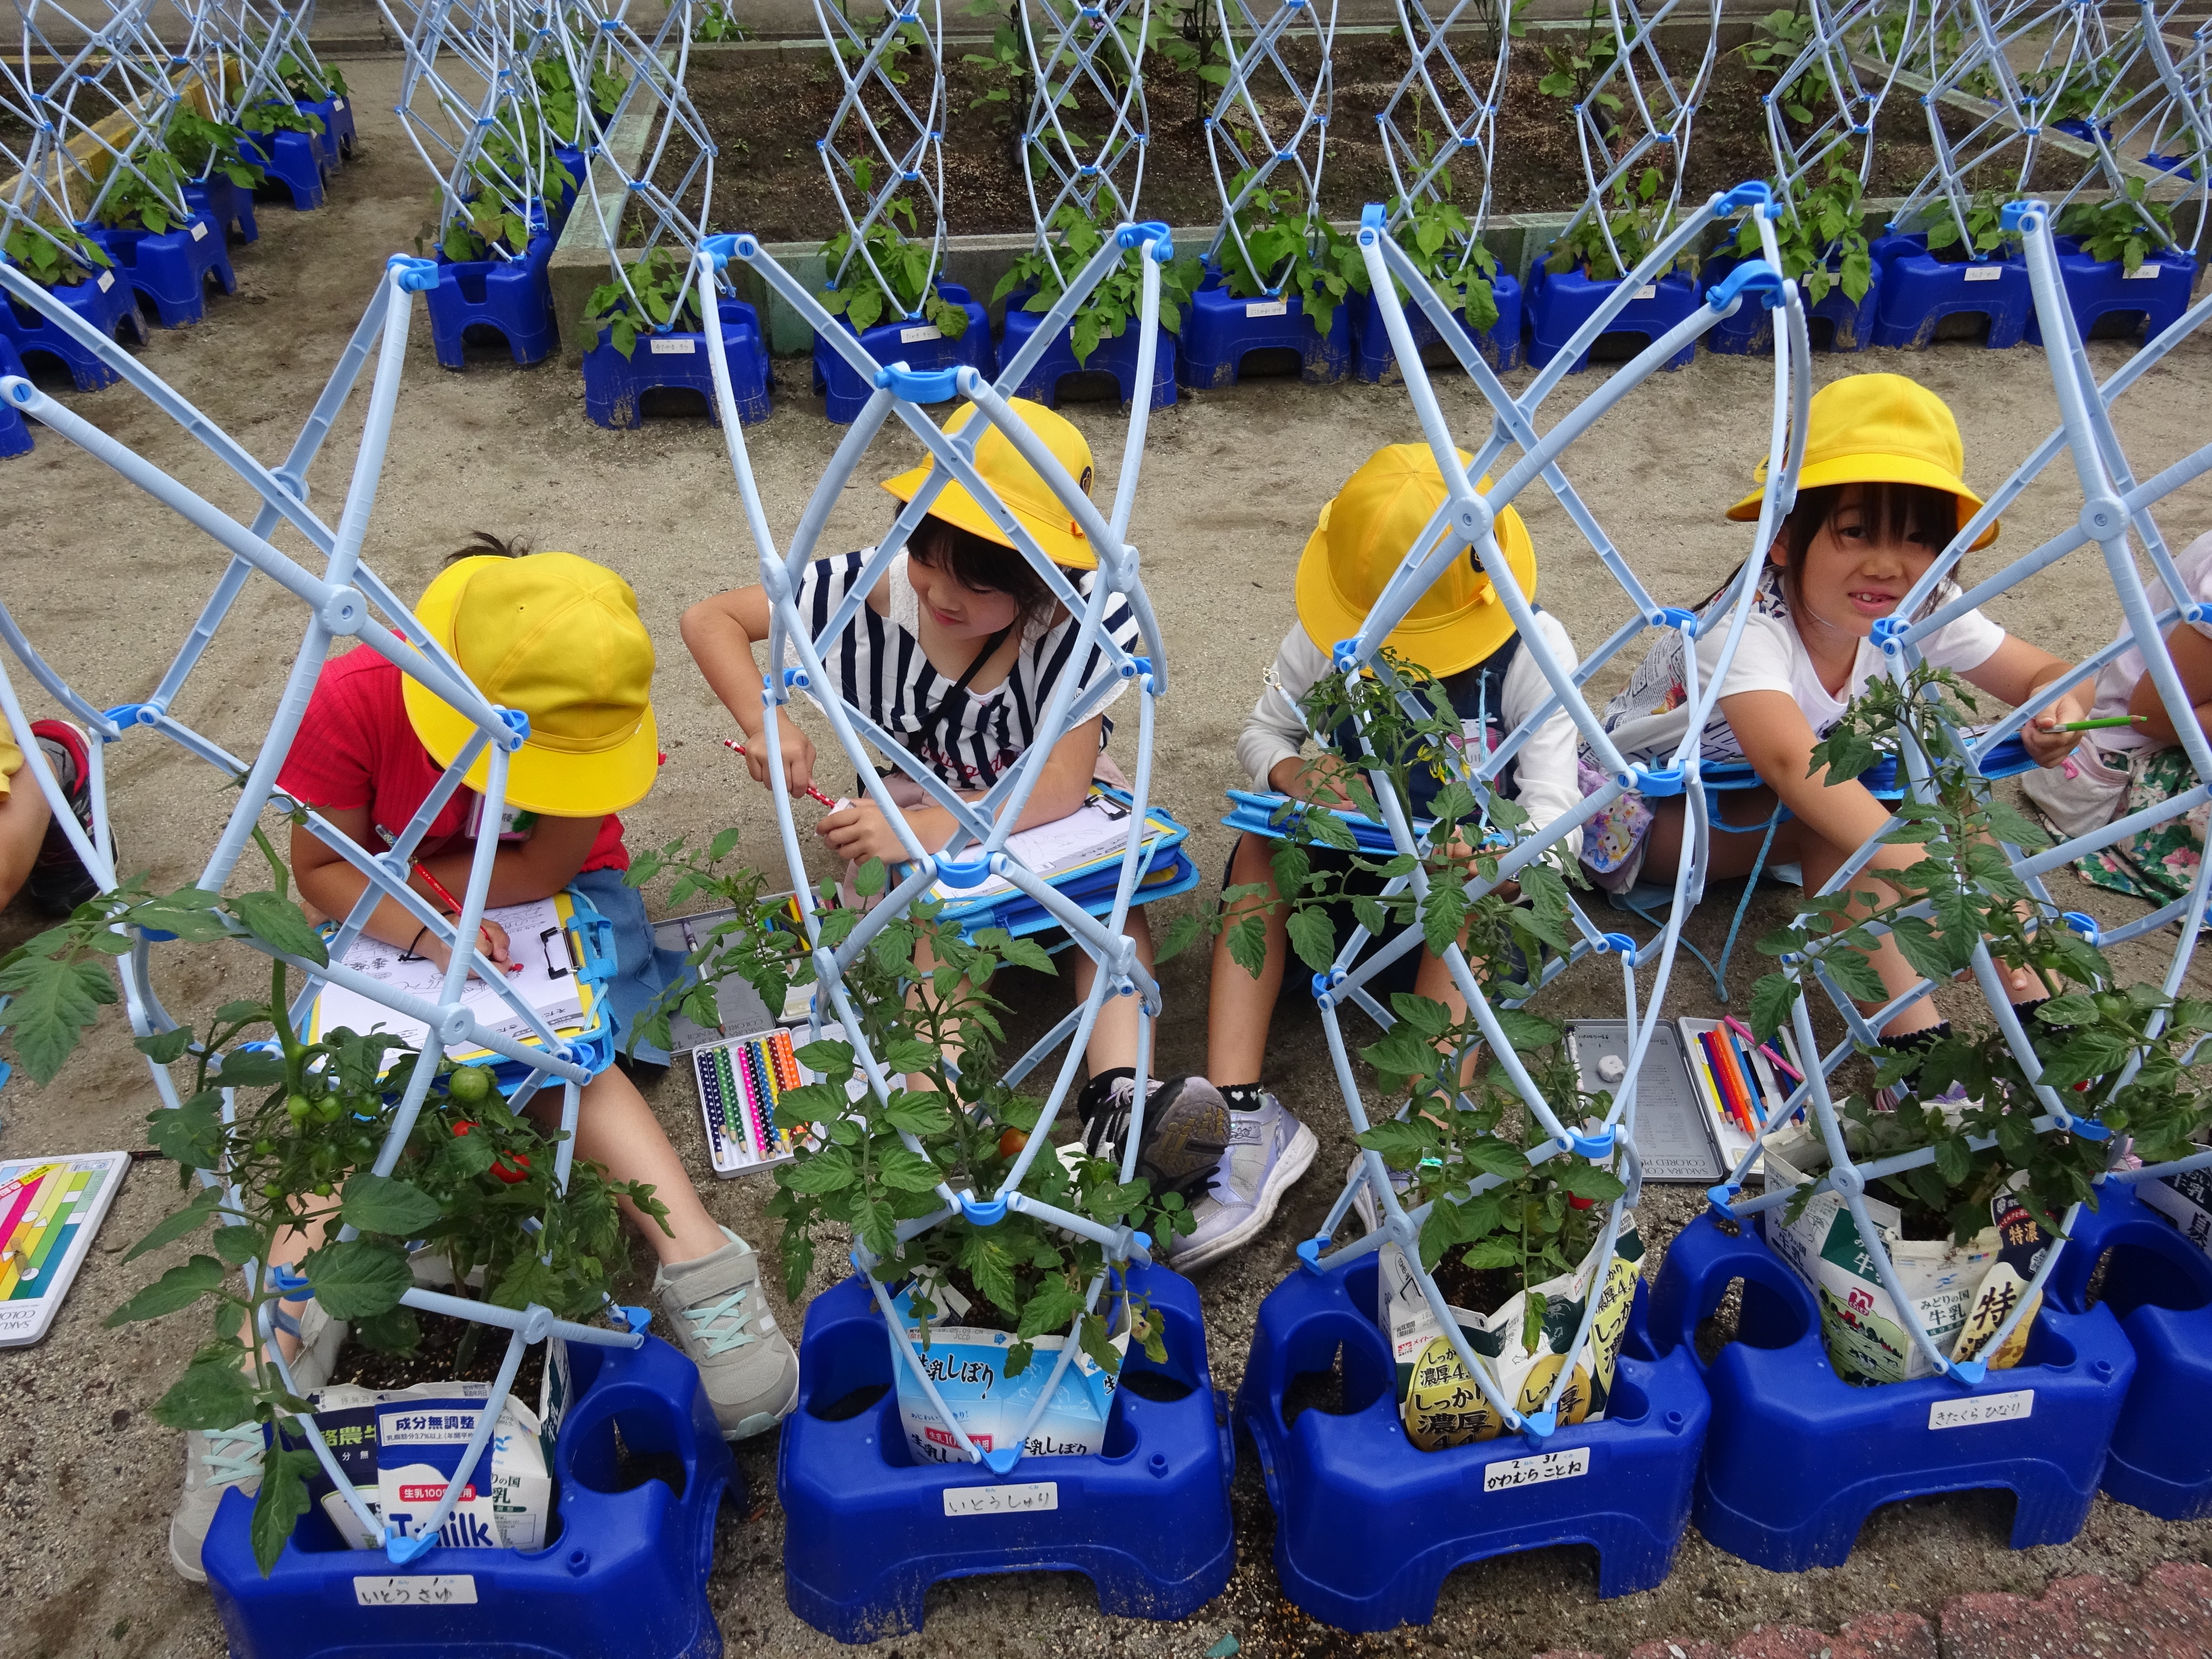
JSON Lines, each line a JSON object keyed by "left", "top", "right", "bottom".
{"left": 2067, "top": 745, "right": 2210, "bottom": 911}
{"left": 1576, "top": 757, "right": 1656, "bottom": 895}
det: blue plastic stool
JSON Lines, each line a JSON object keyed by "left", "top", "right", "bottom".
{"left": 2024, "top": 240, "right": 2199, "bottom": 348}
{"left": 1234, "top": 1252, "right": 1706, "bottom": 1631}
{"left": 203, "top": 1333, "right": 740, "bottom": 1659}
{"left": 1000, "top": 305, "right": 1177, "bottom": 410}
{"left": 2050, "top": 1180, "right": 2212, "bottom": 1518}
{"left": 1, "top": 266, "right": 143, "bottom": 389}
{"left": 2145, "top": 154, "right": 2200, "bottom": 180}
{"left": 548, "top": 144, "right": 587, "bottom": 232}
{"left": 185, "top": 173, "right": 259, "bottom": 245}
{"left": 242, "top": 124, "right": 328, "bottom": 211}
{"left": 813, "top": 283, "right": 994, "bottom": 422}
{"left": 1868, "top": 233, "right": 2030, "bottom": 349}
{"left": 1648, "top": 1212, "right": 2131, "bottom": 1571}
{"left": 778, "top": 1261, "right": 1235, "bottom": 1642}
{"left": 1524, "top": 261, "right": 1699, "bottom": 373}
{"left": 584, "top": 299, "right": 773, "bottom": 428}
{"left": 1701, "top": 253, "right": 1879, "bottom": 355}
{"left": 82, "top": 214, "right": 236, "bottom": 328}
{"left": 0, "top": 339, "right": 33, "bottom": 459}
{"left": 1176, "top": 273, "right": 1351, "bottom": 389}
{"left": 1351, "top": 274, "right": 1523, "bottom": 382}
{"left": 427, "top": 231, "right": 558, "bottom": 369}
{"left": 297, "top": 95, "right": 356, "bottom": 166}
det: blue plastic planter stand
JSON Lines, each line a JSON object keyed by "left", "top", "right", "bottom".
{"left": 2051, "top": 1180, "right": 2212, "bottom": 1519}
{"left": 1177, "top": 274, "right": 1351, "bottom": 389}
{"left": 584, "top": 299, "right": 772, "bottom": 428}
{"left": 1351, "top": 275, "right": 1523, "bottom": 382}
{"left": 203, "top": 1333, "right": 739, "bottom": 1659}
{"left": 549, "top": 146, "right": 586, "bottom": 234}
{"left": 1868, "top": 233, "right": 2030, "bottom": 350}
{"left": 241, "top": 126, "right": 328, "bottom": 212}
{"left": 778, "top": 1260, "right": 1234, "bottom": 1642}
{"left": 0, "top": 339, "right": 33, "bottom": 459}
{"left": 1525, "top": 261, "right": 1699, "bottom": 373}
{"left": 82, "top": 214, "right": 236, "bottom": 328}
{"left": 1001, "top": 303, "right": 1176, "bottom": 411}
{"left": 1648, "top": 1213, "right": 2132, "bottom": 1571}
{"left": 1702, "top": 253, "right": 1878, "bottom": 356}
{"left": 186, "top": 174, "right": 259, "bottom": 245}
{"left": 2023, "top": 242, "right": 2199, "bottom": 349}
{"left": 297, "top": 96, "right": 356, "bottom": 167}
{"left": 2, "top": 267, "right": 143, "bottom": 389}
{"left": 1233, "top": 1251, "right": 1706, "bottom": 1631}
{"left": 813, "top": 284, "right": 994, "bottom": 423}
{"left": 428, "top": 234, "right": 559, "bottom": 369}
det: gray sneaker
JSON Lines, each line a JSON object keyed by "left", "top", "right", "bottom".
{"left": 1077, "top": 1073, "right": 1233, "bottom": 1202}
{"left": 169, "top": 1420, "right": 264, "bottom": 1582}
{"left": 655, "top": 1226, "right": 800, "bottom": 1440}
{"left": 1169, "top": 1093, "right": 1318, "bottom": 1272}
{"left": 1346, "top": 1149, "right": 1415, "bottom": 1235}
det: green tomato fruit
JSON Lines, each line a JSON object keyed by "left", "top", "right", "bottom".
{"left": 313, "top": 1181, "right": 333, "bottom": 1197}
{"left": 447, "top": 1066, "right": 493, "bottom": 1105}
{"left": 286, "top": 1094, "right": 313, "bottom": 1124}
{"left": 261, "top": 1181, "right": 285, "bottom": 1199}
{"left": 314, "top": 1099, "right": 342, "bottom": 1123}
{"left": 253, "top": 1139, "right": 276, "bottom": 1156}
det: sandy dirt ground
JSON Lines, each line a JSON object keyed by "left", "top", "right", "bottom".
{"left": 6, "top": 54, "right": 2212, "bottom": 1659}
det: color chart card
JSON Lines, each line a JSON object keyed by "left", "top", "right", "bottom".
{"left": 0, "top": 1151, "right": 129, "bottom": 1347}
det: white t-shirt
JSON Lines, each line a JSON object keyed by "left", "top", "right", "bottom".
{"left": 1236, "top": 612, "right": 1584, "bottom": 859}
{"left": 1598, "top": 562, "right": 2006, "bottom": 770}
{"left": 2086, "top": 530, "right": 2212, "bottom": 750}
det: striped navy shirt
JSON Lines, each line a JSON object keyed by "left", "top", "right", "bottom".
{"left": 787, "top": 548, "right": 1143, "bottom": 791}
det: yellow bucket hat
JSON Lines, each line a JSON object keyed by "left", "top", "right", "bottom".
{"left": 403, "top": 551, "right": 660, "bottom": 817}
{"left": 879, "top": 398, "right": 1098, "bottom": 571}
{"left": 1727, "top": 372, "right": 1999, "bottom": 550}
{"left": 1295, "top": 443, "right": 1538, "bottom": 677}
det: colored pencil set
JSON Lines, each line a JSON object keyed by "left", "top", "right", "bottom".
{"left": 694, "top": 1028, "right": 804, "bottom": 1177}
{"left": 1680, "top": 1016, "right": 1799, "bottom": 1144}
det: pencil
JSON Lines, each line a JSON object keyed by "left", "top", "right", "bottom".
{"left": 1689, "top": 1031, "right": 1744, "bottom": 1137}
{"left": 412, "top": 863, "right": 521, "bottom": 973}
{"left": 1702, "top": 1030, "right": 1756, "bottom": 1134}
{"left": 2052, "top": 715, "right": 2146, "bottom": 733}
{"left": 1725, "top": 1030, "right": 1770, "bottom": 1124}
{"left": 1725, "top": 1012, "right": 1802, "bottom": 1082}
{"left": 726, "top": 739, "right": 839, "bottom": 809}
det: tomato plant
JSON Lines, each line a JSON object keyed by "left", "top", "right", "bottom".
{"left": 993, "top": 201, "right": 1203, "bottom": 364}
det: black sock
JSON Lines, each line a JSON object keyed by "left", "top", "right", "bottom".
{"left": 1878, "top": 1023, "right": 1950, "bottom": 1099}
{"left": 1218, "top": 1082, "right": 1267, "bottom": 1114}
{"left": 1076, "top": 1067, "right": 1134, "bottom": 1125}
{"left": 2012, "top": 996, "right": 2052, "bottom": 1025}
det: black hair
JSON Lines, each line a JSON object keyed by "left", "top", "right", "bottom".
{"left": 1770, "top": 481, "right": 1958, "bottom": 610}
{"left": 903, "top": 511, "right": 1060, "bottom": 637}
{"left": 448, "top": 530, "right": 530, "bottom": 563}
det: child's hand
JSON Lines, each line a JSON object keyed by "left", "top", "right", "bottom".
{"left": 422, "top": 917, "right": 511, "bottom": 981}
{"left": 2023, "top": 690, "right": 2092, "bottom": 768}
{"left": 815, "top": 799, "right": 906, "bottom": 865}
{"left": 740, "top": 721, "right": 818, "bottom": 799}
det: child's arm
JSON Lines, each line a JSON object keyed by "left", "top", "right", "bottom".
{"left": 2127, "top": 622, "right": 2212, "bottom": 744}
{"left": 1720, "top": 689, "right": 1912, "bottom": 867}
{"left": 815, "top": 717, "right": 1106, "bottom": 865}
{"left": 1240, "top": 628, "right": 1359, "bottom": 806}
{"left": 1956, "top": 637, "right": 2092, "bottom": 767}
{"left": 680, "top": 584, "right": 819, "bottom": 796}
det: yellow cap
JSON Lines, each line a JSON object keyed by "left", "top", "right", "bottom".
{"left": 1728, "top": 373, "right": 1998, "bottom": 551}
{"left": 879, "top": 398, "right": 1098, "bottom": 571}
{"left": 1294, "top": 444, "right": 1538, "bottom": 677}
{"left": 403, "top": 552, "right": 660, "bottom": 817}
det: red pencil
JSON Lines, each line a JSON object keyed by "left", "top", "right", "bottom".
{"left": 1699, "top": 1030, "right": 1755, "bottom": 1135}
{"left": 725, "top": 738, "right": 839, "bottom": 809}
{"left": 412, "top": 862, "right": 522, "bottom": 973}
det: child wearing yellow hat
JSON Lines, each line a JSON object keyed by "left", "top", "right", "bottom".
{"left": 682, "top": 398, "right": 1233, "bottom": 1209}
{"left": 1194, "top": 442, "right": 1587, "bottom": 1268}
{"left": 170, "top": 538, "right": 800, "bottom": 1584}
{"left": 1586, "top": 373, "right": 2092, "bottom": 1052}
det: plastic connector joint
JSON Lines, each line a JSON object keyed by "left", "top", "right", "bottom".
{"left": 1360, "top": 202, "right": 1387, "bottom": 230}
{"left": 1998, "top": 199, "right": 2041, "bottom": 234}
{"left": 1116, "top": 220, "right": 1173, "bottom": 262}
{"left": 1632, "top": 764, "right": 1686, "bottom": 798}
{"left": 960, "top": 1194, "right": 1008, "bottom": 1225}
{"left": 700, "top": 233, "right": 742, "bottom": 271}
{"left": 1719, "top": 180, "right": 1772, "bottom": 214}
{"left": 1706, "top": 258, "right": 1785, "bottom": 314}
{"left": 2062, "top": 910, "right": 2101, "bottom": 942}
{"left": 1564, "top": 1127, "right": 1616, "bottom": 1158}
{"left": 386, "top": 254, "right": 440, "bottom": 293}
{"left": 1870, "top": 617, "right": 1910, "bottom": 646}
{"left": 1705, "top": 1182, "right": 1742, "bottom": 1219}
{"left": 934, "top": 856, "right": 993, "bottom": 890}
{"left": 1656, "top": 606, "right": 1699, "bottom": 629}
{"left": 873, "top": 363, "right": 963, "bottom": 402}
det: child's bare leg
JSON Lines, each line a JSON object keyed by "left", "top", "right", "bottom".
{"left": 0, "top": 783, "right": 52, "bottom": 909}
{"left": 1206, "top": 831, "right": 1289, "bottom": 1088}
{"left": 544, "top": 1068, "right": 726, "bottom": 1264}
{"left": 1071, "top": 908, "right": 1156, "bottom": 1077}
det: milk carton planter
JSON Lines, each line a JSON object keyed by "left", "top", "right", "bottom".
{"left": 812, "top": 284, "right": 993, "bottom": 424}
{"left": 1524, "top": 262, "right": 1698, "bottom": 373}
{"left": 1176, "top": 274, "right": 1351, "bottom": 389}
{"left": 2022, "top": 240, "right": 2199, "bottom": 349}
{"left": 999, "top": 306, "right": 1178, "bottom": 412}
{"left": 1351, "top": 276, "right": 1523, "bottom": 381}
{"left": 81, "top": 213, "right": 236, "bottom": 328}
{"left": 204, "top": 1334, "right": 740, "bottom": 1659}
{"left": 779, "top": 1261, "right": 1233, "bottom": 1642}
{"left": 1, "top": 263, "right": 144, "bottom": 390}
{"left": 186, "top": 173, "right": 259, "bottom": 245}
{"left": 2050, "top": 1177, "right": 2212, "bottom": 1519}
{"left": 1235, "top": 1249, "right": 1706, "bottom": 1631}
{"left": 427, "top": 230, "right": 560, "bottom": 370}
{"left": 1867, "top": 233, "right": 2031, "bottom": 350}
{"left": 1700, "top": 253, "right": 1879, "bottom": 356}
{"left": 583, "top": 300, "right": 772, "bottom": 429}
{"left": 1649, "top": 1212, "right": 2132, "bottom": 1571}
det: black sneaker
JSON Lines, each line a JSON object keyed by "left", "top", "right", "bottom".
{"left": 25, "top": 720, "right": 100, "bottom": 916}
{"left": 1075, "top": 1069, "right": 1232, "bottom": 1202}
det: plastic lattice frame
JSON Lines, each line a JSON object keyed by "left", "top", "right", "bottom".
{"left": 1371, "top": 0, "right": 1513, "bottom": 280}
{"left": 0, "top": 253, "right": 647, "bottom": 1563}
{"left": 2045, "top": 0, "right": 2209, "bottom": 257}
{"left": 1014, "top": 0, "right": 1155, "bottom": 272}
{"left": 1292, "top": 184, "right": 1809, "bottom": 1441}
{"left": 1704, "top": 197, "right": 2212, "bottom": 1385}
{"left": 12, "top": 0, "right": 195, "bottom": 229}
{"left": 815, "top": 0, "right": 949, "bottom": 318}
{"left": 194, "top": 0, "right": 342, "bottom": 126}
{"left": 1203, "top": 0, "right": 1336, "bottom": 294}
{"left": 690, "top": 222, "right": 1183, "bottom": 1474}
{"left": 1758, "top": 0, "right": 1920, "bottom": 196}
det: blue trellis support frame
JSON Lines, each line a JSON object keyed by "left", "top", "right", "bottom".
{"left": 1761, "top": 0, "right": 1919, "bottom": 197}
{"left": 692, "top": 221, "right": 1194, "bottom": 1475}
{"left": 1698, "top": 197, "right": 2212, "bottom": 1390}
{"left": 1204, "top": 0, "right": 1336, "bottom": 295}
{"left": 1017, "top": 0, "right": 1155, "bottom": 251}
{"left": 814, "top": 0, "right": 951, "bottom": 322}
{"left": 0, "top": 251, "right": 652, "bottom": 1565}
{"left": 2045, "top": 0, "right": 2209, "bottom": 258}
{"left": 1275, "top": 183, "right": 1809, "bottom": 1445}
{"left": 16, "top": 0, "right": 199, "bottom": 233}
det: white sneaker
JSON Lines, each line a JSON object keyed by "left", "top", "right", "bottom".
{"left": 656, "top": 1227, "right": 800, "bottom": 1440}
{"left": 169, "top": 1421, "right": 264, "bottom": 1582}
{"left": 1168, "top": 1093, "right": 1318, "bottom": 1272}
{"left": 1346, "top": 1148, "right": 1415, "bottom": 1235}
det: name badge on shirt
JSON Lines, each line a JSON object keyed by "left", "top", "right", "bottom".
{"left": 464, "top": 795, "right": 539, "bottom": 843}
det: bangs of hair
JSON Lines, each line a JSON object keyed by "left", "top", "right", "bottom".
{"left": 904, "top": 512, "right": 1059, "bottom": 634}
{"left": 1773, "top": 481, "right": 1961, "bottom": 607}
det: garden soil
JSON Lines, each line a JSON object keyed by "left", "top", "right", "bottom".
{"left": 6, "top": 54, "right": 2212, "bottom": 1659}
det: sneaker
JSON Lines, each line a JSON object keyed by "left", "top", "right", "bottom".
{"left": 269, "top": 1294, "right": 347, "bottom": 1395}
{"left": 169, "top": 1420, "right": 263, "bottom": 1582}
{"left": 655, "top": 1226, "right": 799, "bottom": 1440}
{"left": 1076, "top": 1072, "right": 1232, "bottom": 1203}
{"left": 1168, "top": 1093, "right": 1318, "bottom": 1272}
{"left": 25, "top": 719, "right": 100, "bottom": 916}
{"left": 1346, "top": 1148, "right": 1415, "bottom": 1235}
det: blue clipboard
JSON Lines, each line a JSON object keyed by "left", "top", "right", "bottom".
{"left": 927, "top": 788, "right": 1200, "bottom": 942}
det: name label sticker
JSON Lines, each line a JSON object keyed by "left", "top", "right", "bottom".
{"left": 1963, "top": 264, "right": 2002, "bottom": 282}
{"left": 2129, "top": 262, "right": 2164, "bottom": 279}
{"left": 943, "top": 1481, "right": 1058, "bottom": 1517}
{"left": 334, "top": 98, "right": 346, "bottom": 110}
{"left": 1930, "top": 1389, "right": 2034, "bottom": 1430}
{"left": 648, "top": 337, "right": 697, "bottom": 355}
{"left": 900, "top": 323, "right": 943, "bottom": 342}
{"left": 97, "top": 270, "right": 114, "bottom": 291}
{"left": 353, "top": 1575, "right": 478, "bottom": 1607}
{"left": 191, "top": 220, "right": 210, "bottom": 240}
{"left": 1483, "top": 1446, "right": 1591, "bottom": 1492}
{"left": 1633, "top": 283, "right": 1657, "bottom": 300}
{"left": 1245, "top": 300, "right": 1289, "bottom": 318}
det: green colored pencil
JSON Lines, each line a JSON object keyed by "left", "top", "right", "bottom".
{"left": 2052, "top": 714, "right": 2147, "bottom": 732}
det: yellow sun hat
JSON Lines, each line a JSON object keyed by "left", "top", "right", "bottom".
{"left": 402, "top": 551, "right": 660, "bottom": 817}
{"left": 1294, "top": 443, "right": 1538, "bottom": 677}
{"left": 1727, "top": 372, "right": 1999, "bottom": 550}
{"left": 879, "top": 398, "right": 1099, "bottom": 572}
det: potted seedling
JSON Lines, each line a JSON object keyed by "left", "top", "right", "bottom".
{"left": 580, "top": 243, "right": 771, "bottom": 426}
{"left": 1181, "top": 170, "right": 1365, "bottom": 389}
{"left": 1868, "top": 187, "right": 2032, "bottom": 349}
{"left": 82, "top": 139, "right": 234, "bottom": 328}
{"left": 1529, "top": 167, "right": 1701, "bottom": 372}
{"left": 238, "top": 94, "right": 331, "bottom": 211}
{"left": 164, "top": 106, "right": 264, "bottom": 245}
{"left": 1707, "top": 164, "right": 1878, "bottom": 355}
{"left": 994, "top": 201, "right": 1202, "bottom": 409}
{"left": 0, "top": 218, "right": 139, "bottom": 385}
{"left": 2033, "top": 181, "right": 2200, "bottom": 345}
{"left": 813, "top": 170, "right": 991, "bottom": 422}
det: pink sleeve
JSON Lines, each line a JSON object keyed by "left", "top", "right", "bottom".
{"left": 275, "top": 661, "right": 378, "bottom": 812}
